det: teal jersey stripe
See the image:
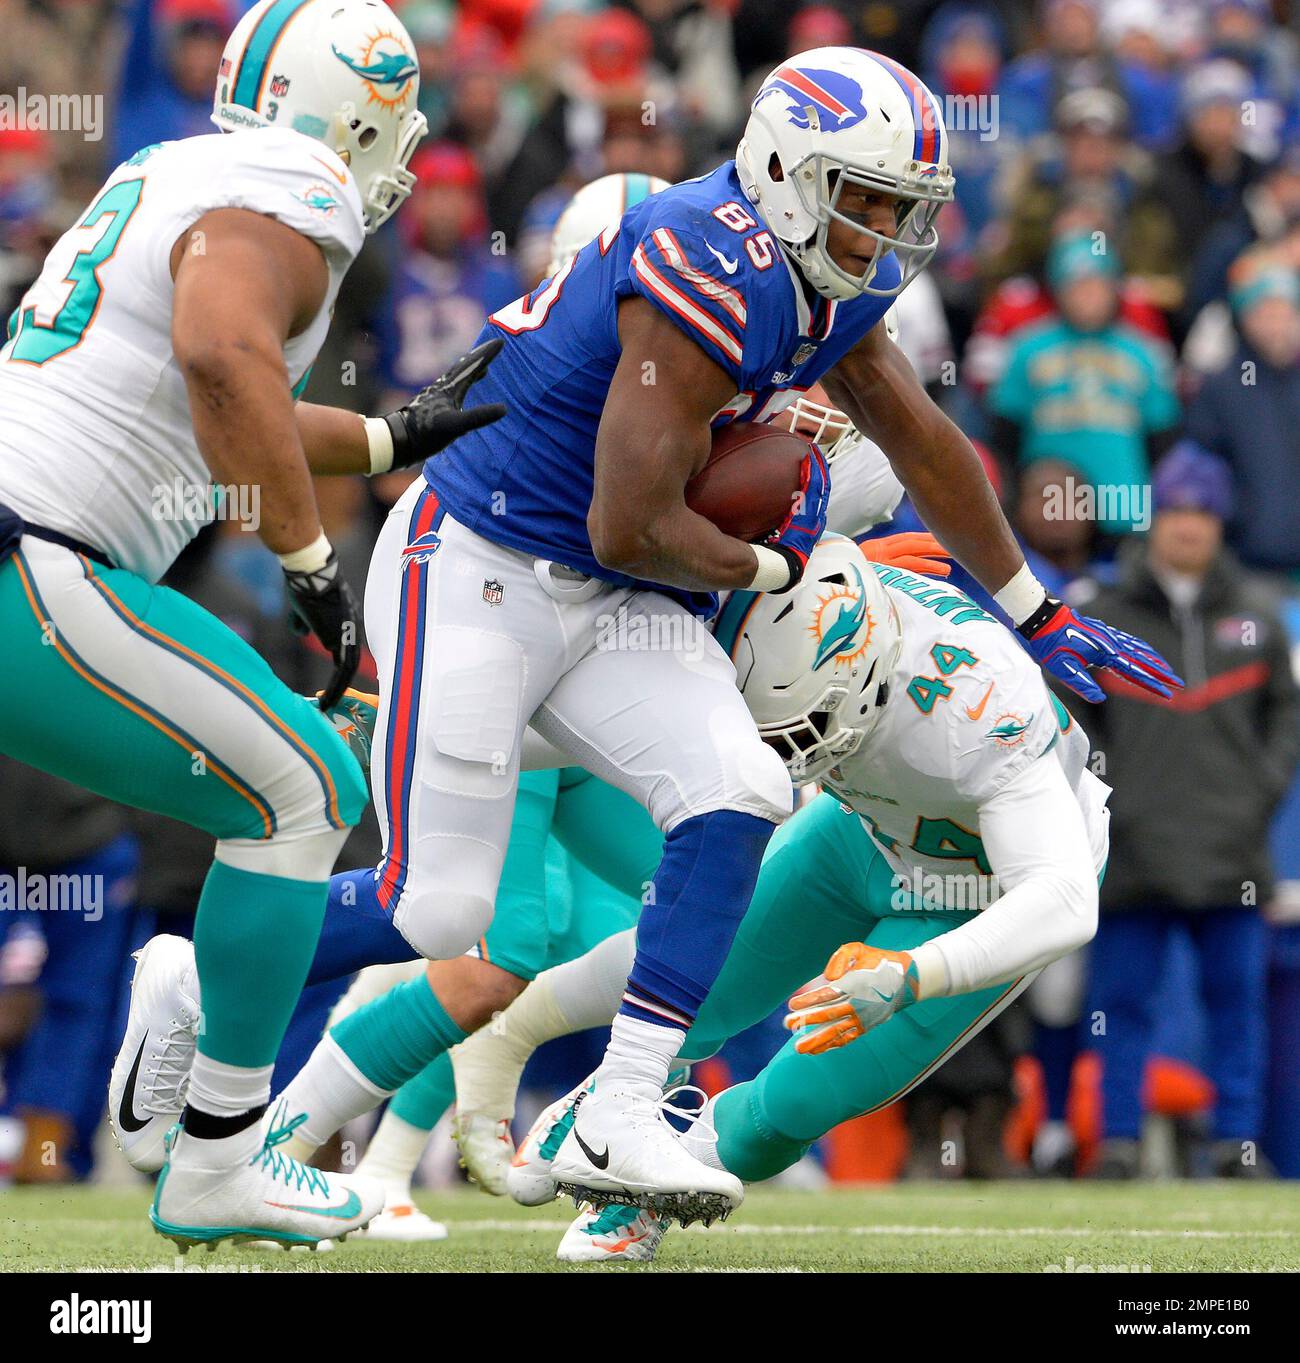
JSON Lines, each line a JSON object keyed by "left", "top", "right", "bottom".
{"left": 232, "top": 0, "right": 314, "bottom": 110}
{"left": 625, "top": 173, "right": 652, "bottom": 208}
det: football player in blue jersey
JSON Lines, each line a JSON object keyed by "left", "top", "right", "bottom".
{"left": 329, "top": 46, "right": 1179, "bottom": 1222}
{"left": 117, "top": 47, "right": 1182, "bottom": 1227}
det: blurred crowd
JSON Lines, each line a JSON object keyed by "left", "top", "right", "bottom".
{"left": 1, "top": 0, "right": 1298, "bottom": 1187}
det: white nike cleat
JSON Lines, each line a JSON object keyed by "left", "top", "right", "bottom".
{"left": 150, "top": 1102, "right": 384, "bottom": 1251}
{"left": 354, "top": 1199, "right": 449, "bottom": 1242}
{"left": 506, "top": 1077, "right": 593, "bottom": 1207}
{"left": 108, "top": 935, "right": 200, "bottom": 1173}
{"left": 549, "top": 1081, "right": 743, "bottom": 1227}
{"left": 557, "top": 1202, "right": 670, "bottom": 1263}
{"left": 451, "top": 1110, "right": 514, "bottom": 1196}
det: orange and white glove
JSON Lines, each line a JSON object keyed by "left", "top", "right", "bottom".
{"left": 784, "top": 942, "right": 920, "bottom": 1055}
{"left": 859, "top": 532, "right": 951, "bottom": 578}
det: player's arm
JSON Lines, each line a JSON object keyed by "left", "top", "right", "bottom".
{"left": 824, "top": 324, "right": 1181, "bottom": 703}
{"left": 171, "top": 207, "right": 327, "bottom": 555}
{"left": 589, "top": 297, "right": 820, "bottom": 593}
{"left": 824, "top": 322, "right": 1021, "bottom": 597}
{"left": 786, "top": 757, "right": 1098, "bottom": 1053}
{"left": 170, "top": 208, "right": 357, "bottom": 706}
{"left": 293, "top": 339, "right": 506, "bottom": 475}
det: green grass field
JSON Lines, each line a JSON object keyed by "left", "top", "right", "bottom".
{"left": 3, "top": 1181, "right": 1298, "bottom": 1272}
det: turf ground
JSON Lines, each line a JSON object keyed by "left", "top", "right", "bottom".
{"left": 3, "top": 1180, "right": 1298, "bottom": 1273}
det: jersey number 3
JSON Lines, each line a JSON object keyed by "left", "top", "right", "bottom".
{"left": 7, "top": 178, "right": 146, "bottom": 366}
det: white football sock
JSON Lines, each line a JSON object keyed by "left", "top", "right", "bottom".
{"left": 277, "top": 1033, "right": 392, "bottom": 1156}
{"left": 594, "top": 1013, "right": 684, "bottom": 1095}
{"left": 187, "top": 1054, "right": 273, "bottom": 1120}
{"left": 548, "top": 928, "right": 636, "bottom": 1031}
{"left": 356, "top": 1110, "right": 429, "bottom": 1202}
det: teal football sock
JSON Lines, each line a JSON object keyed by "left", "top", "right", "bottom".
{"left": 388, "top": 1052, "right": 456, "bottom": 1132}
{"left": 330, "top": 975, "right": 468, "bottom": 1093}
{"left": 193, "top": 860, "right": 328, "bottom": 1069}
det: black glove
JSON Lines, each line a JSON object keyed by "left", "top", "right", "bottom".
{"left": 284, "top": 550, "right": 362, "bottom": 711}
{"left": 381, "top": 337, "right": 507, "bottom": 470}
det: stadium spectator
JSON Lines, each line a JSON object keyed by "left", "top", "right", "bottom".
{"left": 374, "top": 142, "right": 521, "bottom": 407}
{"left": 987, "top": 232, "right": 1179, "bottom": 533}
{"left": 1076, "top": 443, "right": 1300, "bottom": 1178}
{"left": 1184, "top": 253, "right": 1300, "bottom": 579}
{"left": 111, "top": 0, "right": 236, "bottom": 165}
{"left": 997, "top": 0, "right": 1128, "bottom": 140}
{"left": 983, "top": 87, "right": 1180, "bottom": 303}
{"left": 1185, "top": 146, "right": 1300, "bottom": 325}
{"left": 1155, "top": 59, "right": 1270, "bottom": 284}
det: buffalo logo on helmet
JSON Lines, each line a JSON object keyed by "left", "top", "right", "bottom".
{"left": 810, "top": 563, "right": 874, "bottom": 671}
{"left": 754, "top": 65, "right": 869, "bottom": 135}
{"left": 331, "top": 31, "right": 419, "bottom": 109}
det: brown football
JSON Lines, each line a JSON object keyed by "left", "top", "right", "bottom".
{"left": 684, "top": 422, "right": 809, "bottom": 542}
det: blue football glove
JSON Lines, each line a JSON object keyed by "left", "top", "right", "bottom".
{"left": 758, "top": 442, "right": 831, "bottom": 591}
{"left": 1018, "top": 597, "right": 1183, "bottom": 704}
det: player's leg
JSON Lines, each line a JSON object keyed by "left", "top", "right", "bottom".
{"left": 535, "top": 592, "right": 792, "bottom": 1216}
{"left": 353, "top": 1052, "right": 456, "bottom": 1241}
{"left": 0, "top": 542, "right": 379, "bottom": 1244}
{"left": 509, "top": 792, "right": 885, "bottom": 1209}
{"left": 450, "top": 772, "right": 657, "bottom": 1167}
{"left": 275, "top": 766, "right": 559, "bottom": 1154}
{"left": 701, "top": 914, "right": 1033, "bottom": 1183}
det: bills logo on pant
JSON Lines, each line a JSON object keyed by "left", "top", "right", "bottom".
{"left": 482, "top": 578, "right": 504, "bottom": 606}
{"left": 402, "top": 530, "right": 442, "bottom": 569}
{"left": 755, "top": 66, "right": 869, "bottom": 134}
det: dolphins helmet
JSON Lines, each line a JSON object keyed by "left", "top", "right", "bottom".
{"left": 212, "top": 0, "right": 427, "bottom": 233}
{"left": 548, "top": 172, "right": 670, "bottom": 275}
{"left": 716, "top": 534, "right": 903, "bottom": 784}
{"left": 737, "top": 47, "right": 954, "bottom": 301}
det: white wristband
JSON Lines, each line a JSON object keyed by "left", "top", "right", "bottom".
{"left": 748, "top": 544, "right": 794, "bottom": 593}
{"left": 993, "top": 561, "right": 1047, "bottom": 626}
{"left": 278, "top": 531, "right": 333, "bottom": 574}
{"left": 363, "top": 415, "right": 395, "bottom": 475}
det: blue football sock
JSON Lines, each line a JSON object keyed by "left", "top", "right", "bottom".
{"left": 621, "top": 809, "right": 774, "bottom": 1030}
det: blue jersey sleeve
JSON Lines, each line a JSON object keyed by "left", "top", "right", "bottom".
{"left": 623, "top": 224, "right": 749, "bottom": 384}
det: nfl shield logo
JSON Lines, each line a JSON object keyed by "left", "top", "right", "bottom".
{"left": 482, "top": 578, "right": 505, "bottom": 606}
{"left": 791, "top": 342, "right": 818, "bottom": 368}
{"left": 269, "top": 73, "right": 291, "bottom": 97}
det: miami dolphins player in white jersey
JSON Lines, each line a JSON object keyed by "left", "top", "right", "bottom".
{"left": 0, "top": 0, "right": 505, "bottom": 1250}
{"left": 499, "top": 533, "right": 1110, "bottom": 1260}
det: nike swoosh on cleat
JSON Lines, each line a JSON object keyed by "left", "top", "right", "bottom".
{"left": 266, "top": 1189, "right": 363, "bottom": 1220}
{"left": 116, "top": 1038, "right": 151, "bottom": 1133}
{"left": 573, "top": 1127, "right": 611, "bottom": 1170}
